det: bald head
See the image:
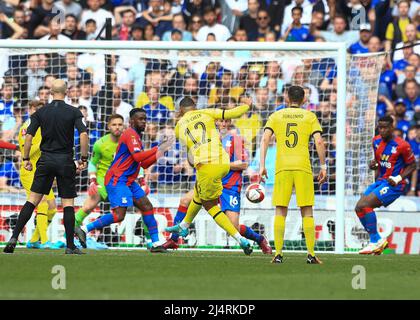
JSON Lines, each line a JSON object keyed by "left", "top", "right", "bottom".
{"left": 51, "top": 79, "right": 67, "bottom": 97}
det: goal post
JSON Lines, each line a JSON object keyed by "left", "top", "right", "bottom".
{"left": 0, "top": 40, "right": 384, "bottom": 254}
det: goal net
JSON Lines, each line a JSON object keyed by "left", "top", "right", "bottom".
{"left": 0, "top": 41, "right": 385, "bottom": 253}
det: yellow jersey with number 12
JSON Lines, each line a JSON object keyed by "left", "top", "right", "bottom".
{"left": 175, "top": 105, "right": 250, "bottom": 167}
{"left": 265, "top": 107, "right": 322, "bottom": 175}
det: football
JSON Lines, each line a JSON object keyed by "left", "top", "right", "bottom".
{"left": 245, "top": 183, "right": 265, "bottom": 203}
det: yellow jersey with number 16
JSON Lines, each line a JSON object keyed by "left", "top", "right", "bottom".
{"left": 175, "top": 105, "right": 250, "bottom": 167}
{"left": 265, "top": 107, "right": 322, "bottom": 175}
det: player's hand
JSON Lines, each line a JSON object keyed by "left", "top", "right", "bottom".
{"left": 76, "top": 159, "right": 87, "bottom": 173}
{"left": 259, "top": 167, "right": 268, "bottom": 183}
{"left": 369, "top": 160, "right": 379, "bottom": 170}
{"left": 387, "top": 175, "right": 402, "bottom": 186}
{"left": 317, "top": 169, "right": 327, "bottom": 185}
{"left": 24, "top": 160, "right": 33, "bottom": 171}
{"left": 158, "top": 135, "right": 175, "bottom": 153}
{"left": 88, "top": 176, "right": 99, "bottom": 196}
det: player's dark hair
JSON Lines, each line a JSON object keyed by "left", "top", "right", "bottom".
{"left": 129, "top": 108, "right": 147, "bottom": 119}
{"left": 179, "top": 96, "right": 196, "bottom": 109}
{"left": 287, "top": 85, "right": 305, "bottom": 104}
{"left": 378, "top": 115, "right": 394, "bottom": 125}
{"left": 108, "top": 114, "right": 124, "bottom": 123}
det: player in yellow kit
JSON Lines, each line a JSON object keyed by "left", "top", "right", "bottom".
{"left": 165, "top": 97, "right": 254, "bottom": 255}
{"left": 19, "top": 100, "right": 57, "bottom": 249}
{"left": 259, "top": 86, "right": 327, "bottom": 264}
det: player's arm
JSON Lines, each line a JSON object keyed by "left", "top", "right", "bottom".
{"left": 87, "top": 141, "right": 101, "bottom": 196}
{"left": 127, "top": 134, "right": 174, "bottom": 167}
{"left": 75, "top": 115, "right": 89, "bottom": 171}
{"left": 259, "top": 128, "right": 273, "bottom": 182}
{"left": 204, "top": 103, "right": 250, "bottom": 120}
{"left": 23, "top": 112, "right": 41, "bottom": 171}
{"left": 408, "top": 162, "right": 418, "bottom": 196}
{"left": 387, "top": 143, "right": 417, "bottom": 186}
{"left": 313, "top": 132, "right": 327, "bottom": 185}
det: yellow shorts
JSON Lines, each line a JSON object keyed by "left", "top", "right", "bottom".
{"left": 20, "top": 172, "right": 55, "bottom": 201}
{"left": 195, "top": 163, "right": 230, "bottom": 201}
{"left": 273, "top": 170, "right": 314, "bottom": 207}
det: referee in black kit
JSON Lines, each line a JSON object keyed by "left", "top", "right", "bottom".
{"left": 3, "top": 79, "right": 89, "bottom": 255}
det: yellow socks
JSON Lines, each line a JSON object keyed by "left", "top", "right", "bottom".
{"left": 274, "top": 215, "right": 286, "bottom": 256}
{"left": 207, "top": 205, "right": 238, "bottom": 238}
{"left": 303, "top": 216, "right": 316, "bottom": 256}
{"left": 183, "top": 193, "right": 202, "bottom": 225}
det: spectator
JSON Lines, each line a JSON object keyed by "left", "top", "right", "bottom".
{"left": 144, "top": 23, "right": 157, "bottom": 40}
{"left": 208, "top": 69, "right": 244, "bottom": 106}
{"left": 219, "top": 0, "right": 248, "bottom": 33}
{"left": 260, "top": 61, "right": 284, "bottom": 101}
{"left": 196, "top": 6, "right": 231, "bottom": 42}
{"left": 54, "top": 0, "right": 83, "bottom": 19}
{"left": 188, "top": 14, "right": 203, "bottom": 40}
{"left": 1, "top": 8, "right": 27, "bottom": 39}
{"left": 281, "top": 6, "right": 314, "bottom": 42}
{"left": 312, "top": 14, "right": 360, "bottom": 48}
{"left": 239, "top": 0, "right": 259, "bottom": 41}
{"left": 395, "top": 64, "right": 417, "bottom": 97}
{"left": 0, "top": 83, "right": 14, "bottom": 123}
{"left": 379, "top": 63, "right": 397, "bottom": 100}
{"left": 393, "top": 24, "right": 420, "bottom": 61}
{"left": 281, "top": 0, "right": 313, "bottom": 35}
{"left": 78, "top": 81, "right": 95, "bottom": 121}
{"left": 394, "top": 99, "right": 412, "bottom": 137}
{"left": 162, "top": 13, "right": 193, "bottom": 41}
{"left": 40, "top": 18, "right": 71, "bottom": 41}
{"left": 28, "top": 0, "right": 56, "bottom": 39}
{"left": 84, "top": 18, "right": 97, "bottom": 40}
{"left": 250, "top": 9, "right": 273, "bottom": 41}
{"left": 62, "top": 14, "right": 87, "bottom": 40}
{"left": 348, "top": 23, "right": 372, "bottom": 54}
{"left": 79, "top": 0, "right": 115, "bottom": 38}
{"left": 115, "top": 7, "right": 137, "bottom": 40}
{"left": 0, "top": 12, "right": 25, "bottom": 39}
{"left": 367, "top": 36, "right": 383, "bottom": 53}
{"left": 385, "top": 0, "right": 412, "bottom": 52}
{"left": 130, "top": 23, "right": 144, "bottom": 40}
{"left": 23, "top": 55, "right": 47, "bottom": 100}
{"left": 138, "top": 0, "right": 173, "bottom": 39}
{"left": 112, "top": 85, "right": 133, "bottom": 124}
{"left": 233, "top": 28, "right": 248, "bottom": 41}
{"left": 141, "top": 87, "right": 172, "bottom": 125}
{"left": 65, "top": 84, "right": 80, "bottom": 107}
{"left": 183, "top": 0, "right": 216, "bottom": 24}
{"left": 402, "top": 79, "right": 420, "bottom": 117}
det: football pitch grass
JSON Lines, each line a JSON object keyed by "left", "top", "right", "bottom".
{"left": 1, "top": 249, "right": 420, "bottom": 300}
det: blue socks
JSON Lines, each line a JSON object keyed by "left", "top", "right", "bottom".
{"left": 86, "top": 213, "right": 116, "bottom": 232}
{"left": 142, "top": 211, "right": 159, "bottom": 243}
{"left": 170, "top": 205, "right": 188, "bottom": 242}
{"left": 364, "top": 211, "right": 381, "bottom": 243}
{"left": 240, "top": 225, "right": 263, "bottom": 243}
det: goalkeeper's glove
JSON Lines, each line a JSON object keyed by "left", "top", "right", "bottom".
{"left": 88, "top": 175, "right": 99, "bottom": 196}
{"left": 388, "top": 175, "right": 402, "bottom": 186}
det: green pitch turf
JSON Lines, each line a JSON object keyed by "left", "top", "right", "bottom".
{"left": 1, "top": 249, "right": 420, "bottom": 300}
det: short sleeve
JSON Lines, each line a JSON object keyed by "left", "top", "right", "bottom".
{"left": 26, "top": 112, "right": 41, "bottom": 136}
{"left": 74, "top": 109, "right": 87, "bottom": 133}
{"left": 264, "top": 115, "right": 275, "bottom": 134}
{"left": 400, "top": 141, "right": 416, "bottom": 165}
{"left": 311, "top": 113, "right": 322, "bottom": 136}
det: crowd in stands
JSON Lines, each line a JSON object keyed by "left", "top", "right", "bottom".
{"left": 0, "top": 0, "right": 419, "bottom": 198}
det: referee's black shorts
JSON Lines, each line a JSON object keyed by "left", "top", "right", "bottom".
{"left": 31, "top": 152, "right": 77, "bottom": 198}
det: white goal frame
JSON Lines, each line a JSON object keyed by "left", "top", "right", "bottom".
{"left": 0, "top": 40, "right": 347, "bottom": 254}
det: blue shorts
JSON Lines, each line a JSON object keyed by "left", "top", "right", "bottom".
{"left": 364, "top": 180, "right": 404, "bottom": 207}
{"left": 219, "top": 189, "right": 241, "bottom": 213}
{"left": 106, "top": 180, "right": 146, "bottom": 209}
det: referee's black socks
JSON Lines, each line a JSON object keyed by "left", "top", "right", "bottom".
{"left": 63, "top": 206, "right": 76, "bottom": 249}
{"left": 12, "top": 201, "right": 36, "bottom": 239}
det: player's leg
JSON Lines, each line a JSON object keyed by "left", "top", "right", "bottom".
{"left": 271, "top": 171, "right": 293, "bottom": 263}
{"left": 4, "top": 159, "right": 54, "bottom": 253}
{"left": 163, "top": 189, "right": 194, "bottom": 249}
{"left": 355, "top": 181, "right": 398, "bottom": 254}
{"left": 222, "top": 189, "right": 272, "bottom": 254}
{"left": 75, "top": 193, "right": 101, "bottom": 226}
{"left": 295, "top": 171, "right": 322, "bottom": 264}
{"left": 132, "top": 182, "right": 166, "bottom": 252}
